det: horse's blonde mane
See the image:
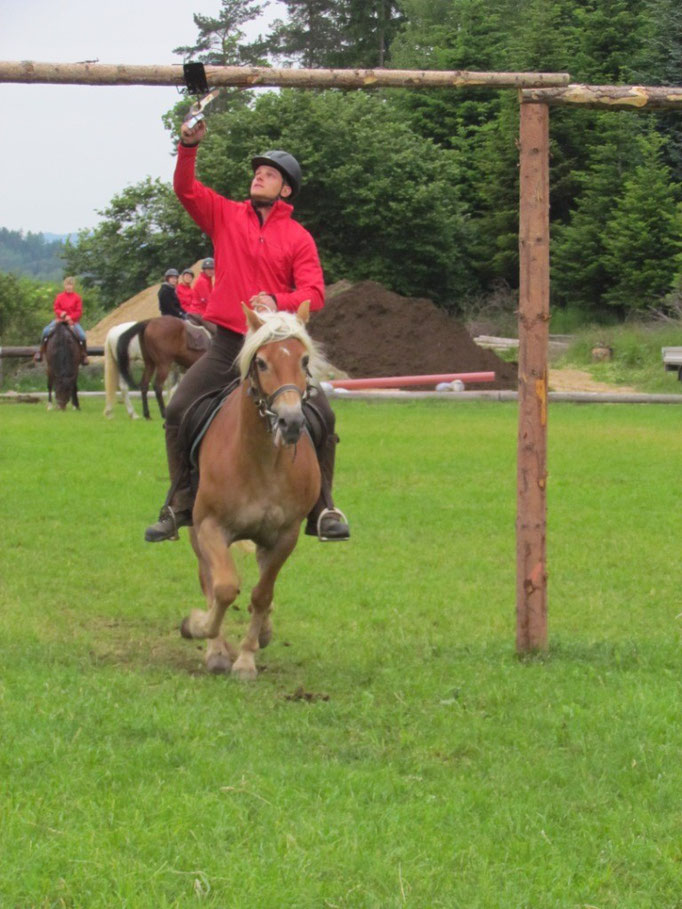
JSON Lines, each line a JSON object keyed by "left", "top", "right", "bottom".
{"left": 238, "top": 309, "right": 331, "bottom": 381}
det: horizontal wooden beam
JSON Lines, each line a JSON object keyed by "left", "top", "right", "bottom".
{"left": 0, "top": 60, "right": 570, "bottom": 90}
{"left": 0, "top": 346, "right": 104, "bottom": 357}
{"left": 521, "top": 84, "right": 682, "bottom": 110}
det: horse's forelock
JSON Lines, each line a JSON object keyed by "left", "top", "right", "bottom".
{"left": 238, "top": 311, "right": 317, "bottom": 380}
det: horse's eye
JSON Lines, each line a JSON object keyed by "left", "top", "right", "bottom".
{"left": 256, "top": 357, "right": 268, "bottom": 372}
{"left": 301, "top": 355, "right": 310, "bottom": 371}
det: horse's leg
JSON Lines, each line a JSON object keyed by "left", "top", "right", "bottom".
{"left": 181, "top": 517, "right": 240, "bottom": 673}
{"left": 120, "top": 378, "right": 139, "bottom": 419}
{"left": 47, "top": 374, "right": 54, "bottom": 410}
{"left": 140, "top": 363, "right": 153, "bottom": 420}
{"left": 104, "top": 342, "right": 116, "bottom": 418}
{"left": 153, "top": 364, "right": 169, "bottom": 419}
{"left": 186, "top": 526, "right": 237, "bottom": 673}
{"left": 231, "top": 527, "right": 300, "bottom": 681}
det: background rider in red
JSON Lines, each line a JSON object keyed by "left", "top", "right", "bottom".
{"left": 35, "top": 276, "right": 89, "bottom": 364}
{"left": 190, "top": 258, "right": 214, "bottom": 317}
{"left": 176, "top": 268, "right": 195, "bottom": 312}
{"left": 144, "top": 114, "right": 350, "bottom": 544}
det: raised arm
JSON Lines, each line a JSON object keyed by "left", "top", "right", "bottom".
{"left": 173, "top": 119, "right": 220, "bottom": 236}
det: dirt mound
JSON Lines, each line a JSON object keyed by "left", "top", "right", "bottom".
{"left": 88, "top": 272, "right": 516, "bottom": 390}
{"left": 308, "top": 280, "right": 517, "bottom": 390}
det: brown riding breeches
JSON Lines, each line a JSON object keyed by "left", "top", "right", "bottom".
{"left": 163, "top": 325, "right": 338, "bottom": 524}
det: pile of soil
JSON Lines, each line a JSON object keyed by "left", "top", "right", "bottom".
{"left": 88, "top": 273, "right": 516, "bottom": 390}
{"left": 309, "top": 280, "right": 517, "bottom": 390}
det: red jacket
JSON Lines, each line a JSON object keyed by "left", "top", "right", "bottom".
{"left": 53, "top": 290, "right": 82, "bottom": 323}
{"left": 173, "top": 144, "right": 324, "bottom": 334}
{"left": 176, "top": 283, "right": 194, "bottom": 312}
{"left": 190, "top": 272, "right": 213, "bottom": 316}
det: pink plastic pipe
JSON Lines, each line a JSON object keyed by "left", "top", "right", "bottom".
{"left": 328, "top": 372, "right": 495, "bottom": 390}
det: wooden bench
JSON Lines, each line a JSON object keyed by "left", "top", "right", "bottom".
{"left": 662, "top": 346, "right": 682, "bottom": 380}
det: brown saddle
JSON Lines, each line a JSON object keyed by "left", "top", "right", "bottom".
{"left": 184, "top": 321, "right": 212, "bottom": 352}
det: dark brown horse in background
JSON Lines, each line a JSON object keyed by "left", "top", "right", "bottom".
{"left": 45, "top": 321, "right": 81, "bottom": 410}
{"left": 116, "top": 316, "right": 210, "bottom": 419}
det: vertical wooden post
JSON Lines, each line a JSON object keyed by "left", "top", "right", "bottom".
{"left": 516, "top": 101, "right": 550, "bottom": 652}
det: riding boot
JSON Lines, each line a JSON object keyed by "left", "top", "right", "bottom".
{"left": 303, "top": 395, "right": 350, "bottom": 542}
{"left": 144, "top": 421, "right": 195, "bottom": 542}
{"left": 33, "top": 340, "right": 46, "bottom": 363}
{"left": 145, "top": 504, "right": 193, "bottom": 542}
{"left": 80, "top": 341, "right": 90, "bottom": 366}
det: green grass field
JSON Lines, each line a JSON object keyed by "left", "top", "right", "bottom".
{"left": 1, "top": 397, "right": 681, "bottom": 908}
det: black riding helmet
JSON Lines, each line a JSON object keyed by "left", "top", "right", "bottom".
{"left": 251, "top": 150, "right": 302, "bottom": 200}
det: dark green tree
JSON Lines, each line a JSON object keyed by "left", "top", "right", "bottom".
{"left": 641, "top": 0, "right": 682, "bottom": 181}
{"left": 266, "top": 0, "right": 404, "bottom": 67}
{"left": 266, "top": 0, "right": 347, "bottom": 67}
{"left": 182, "top": 89, "right": 476, "bottom": 306}
{"left": 174, "top": 0, "right": 271, "bottom": 64}
{"left": 551, "top": 115, "right": 680, "bottom": 314}
{"left": 601, "top": 130, "right": 682, "bottom": 310}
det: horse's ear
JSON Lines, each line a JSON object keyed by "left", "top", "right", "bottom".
{"left": 243, "top": 302, "right": 265, "bottom": 332}
{"left": 296, "top": 300, "right": 310, "bottom": 325}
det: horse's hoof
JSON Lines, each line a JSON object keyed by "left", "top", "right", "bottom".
{"left": 231, "top": 660, "right": 257, "bottom": 681}
{"left": 180, "top": 617, "right": 193, "bottom": 639}
{"left": 206, "top": 652, "right": 232, "bottom": 674}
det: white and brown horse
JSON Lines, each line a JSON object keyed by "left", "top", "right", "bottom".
{"left": 180, "top": 301, "right": 322, "bottom": 679}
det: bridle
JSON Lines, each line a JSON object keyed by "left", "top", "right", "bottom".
{"left": 247, "top": 356, "right": 313, "bottom": 436}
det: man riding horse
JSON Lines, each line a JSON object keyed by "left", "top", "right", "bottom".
{"left": 144, "top": 112, "right": 350, "bottom": 544}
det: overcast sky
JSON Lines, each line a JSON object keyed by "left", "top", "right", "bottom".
{"left": 0, "top": 0, "right": 281, "bottom": 236}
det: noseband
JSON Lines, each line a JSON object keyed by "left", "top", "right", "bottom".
{"left": 247, "top": 358, "right": 312, "bottom": 436}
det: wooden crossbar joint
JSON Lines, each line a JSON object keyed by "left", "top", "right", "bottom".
{"left": 521, "top": 84, "right": 682, "bottom": 110}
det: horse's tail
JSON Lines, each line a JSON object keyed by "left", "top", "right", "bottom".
{"left": 116, "top": 321, "right": 149, "bottom": 389}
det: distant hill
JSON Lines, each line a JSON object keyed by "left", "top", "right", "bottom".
{"left": 0, "top": 228, "right": 67, "bottom": 281}
{"left": 43, "top": 232, "right": 78, "bottom": 244}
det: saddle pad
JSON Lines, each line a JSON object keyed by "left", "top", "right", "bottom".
{"left": 184, "top": 322, "right": 212, "bottom": 352}
{"left": 181, "top": 379, "right": 241, "bottom": 469}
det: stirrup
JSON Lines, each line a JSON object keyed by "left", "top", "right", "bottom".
{"left": 163, "top": 505, "right": 180, "bottom": 541}
{"left": 316, "top": 507, "right": 350, "bottom": 542}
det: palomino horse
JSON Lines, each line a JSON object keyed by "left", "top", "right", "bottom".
{"left": 117, "top": 316, "right": 210, "bottom": 420}
{"left": 103, "top": 321, "right": 143, "bottom": 419}
{"left": 45, "top": 321, "right": 81, "bottom": 410}
{"left": 180, "top": 301, "right": 321, "bottom": 679}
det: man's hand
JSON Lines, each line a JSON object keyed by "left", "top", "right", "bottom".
{"left": 180, "top": 118, "right": 207, "bottom": 147}
{"left": 249, "top": 293, "right": 277, "bottom": 312}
